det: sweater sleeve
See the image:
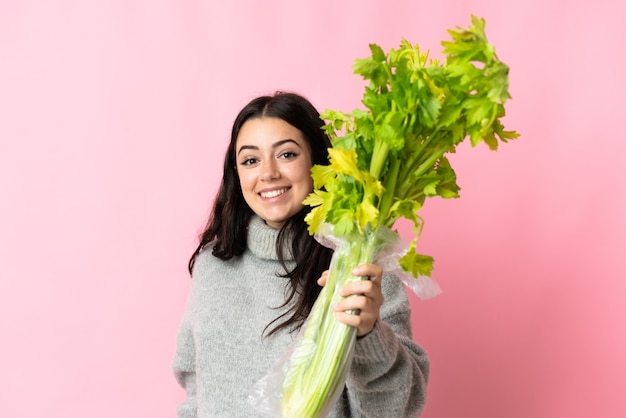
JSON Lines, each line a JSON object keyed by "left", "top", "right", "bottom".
{"left": 172, "top": 316, "right": 198, "bottom": 418}
{"left": 341, "top": 274, "right": 430, "bottom": 417}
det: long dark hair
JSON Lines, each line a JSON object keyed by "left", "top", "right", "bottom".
{"left": 188, "top": 92, "right": 334, "bottom": 335}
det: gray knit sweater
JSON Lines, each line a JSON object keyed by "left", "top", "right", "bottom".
{"left": 173, "top": 216, "right": 429, "bottom": 417}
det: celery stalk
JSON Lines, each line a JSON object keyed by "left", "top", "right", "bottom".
{"left": 280, "top": 229, "right": 385, "bottom": 417}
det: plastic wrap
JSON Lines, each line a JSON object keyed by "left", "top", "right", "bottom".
{"left": 248, "top": 224, "right": 441, "bottom": 417}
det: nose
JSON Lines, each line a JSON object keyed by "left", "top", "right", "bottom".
{"left": 260, "top": 159, "right": 280, "bottom": 181}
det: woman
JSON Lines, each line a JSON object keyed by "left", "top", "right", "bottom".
{"left": 173, "top": 92, "right": 429, "bottom": 417}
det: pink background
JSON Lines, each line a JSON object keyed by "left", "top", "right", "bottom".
{"left": 1, "top": 1, "right": 624, "bottom": 417}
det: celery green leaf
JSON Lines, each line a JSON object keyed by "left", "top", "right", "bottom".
{"left": 305, "top": 15, "right": 518, "bottom": 278}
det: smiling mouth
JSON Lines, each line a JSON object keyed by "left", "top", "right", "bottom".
{"left": 260, "top": 188, "right": 288, "bottom": 198}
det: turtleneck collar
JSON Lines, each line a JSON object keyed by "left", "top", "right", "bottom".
{"left": 247, "top": 215, "right": 294, "bottom": 261}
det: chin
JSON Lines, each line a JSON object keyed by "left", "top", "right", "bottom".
{"left": 264, "top": 212, "right": 297, "bottom": 228}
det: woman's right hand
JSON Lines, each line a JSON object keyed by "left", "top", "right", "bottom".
{"left": 316, "top": 264, "right": 385, "bottom": 337}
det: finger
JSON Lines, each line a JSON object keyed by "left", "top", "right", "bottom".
{"left": 334, "top": 310, "right": 364, "bottom": 327}
{"left": 317, "top": 270, "right": 330, "bottom": 286}
{"left": 351, "top": 263, "right": 383, "bottom": 282}
{"left": 338, "top": 280, "right": 383, "bottom": 305}
{"left": 338, "top": 279, "right": 375, "bottom": 297}
{"left": 335, "top": 294, "right": 369, "bottom": 313}
{"left": 334, "top": 309, "right": 377, "bottom": 337}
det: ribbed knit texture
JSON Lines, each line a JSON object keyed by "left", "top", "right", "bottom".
{"left": 173, "top": 216, "right": 429, "bottom": 417}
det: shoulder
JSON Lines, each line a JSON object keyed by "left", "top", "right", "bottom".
{"left": 191, "top": 247, "right": 214, "bottom": 277}
{"left": 190, "top": 247, "right": 239, "bottom": 287}
{"left": 192, "top": 243, "right": 236, "bottom": 276}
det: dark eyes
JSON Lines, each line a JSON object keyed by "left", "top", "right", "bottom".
{"left": 240, "top": 157, "right": 258, "bottom": 166}
{"left": 240, "top": 151, "right": 298, "bottom": 166}
{"left": 279, "top": 151, "right": 298, "bottom": 160}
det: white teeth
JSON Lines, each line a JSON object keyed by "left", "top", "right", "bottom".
{"left": 260, "top": 188, "right": 287, "bottom": 198}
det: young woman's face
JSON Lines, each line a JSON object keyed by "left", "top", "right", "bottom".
{"left": 235, "top": 117, "right": 313, "bottom": 229}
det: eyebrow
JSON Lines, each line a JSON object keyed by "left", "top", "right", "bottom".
{"left": 237, "top": 139, "right": 303, "bottom": 156}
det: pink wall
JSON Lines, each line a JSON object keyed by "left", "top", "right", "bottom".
{"left": 1, "top": 1, "right": 624, "bottom": 417}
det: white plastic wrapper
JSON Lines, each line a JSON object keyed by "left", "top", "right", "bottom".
{"left": 316, "top": 222, "right": 443, "bottom": 301}
{"left": 248, "top": 224, "right": 441, "bottom": 417}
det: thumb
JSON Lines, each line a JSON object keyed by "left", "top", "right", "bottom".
{"left": 317, "top": 270, "right": 329, "bottom": 287}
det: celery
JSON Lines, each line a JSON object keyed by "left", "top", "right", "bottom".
{"left": 279, "top": 16, "right": 519, "bottom": 416}
{"left": 280, "top": 227, "right": 393, "bottom": 417}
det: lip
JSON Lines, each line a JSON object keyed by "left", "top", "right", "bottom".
{"left": 258, "top": 187, "right": 290, "bottom": 199}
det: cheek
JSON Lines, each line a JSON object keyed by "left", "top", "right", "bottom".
{"left": 298, "top": 165, "right": 314, "bottom": 194}
{"left": 237, "top": 170, "right": 254, "bottom": 192}
{"left": 304, "top": 174, "right": 313, "bottom": 192}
